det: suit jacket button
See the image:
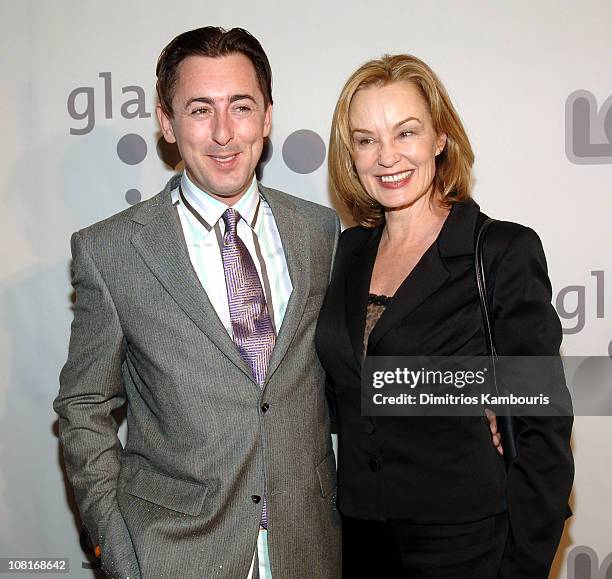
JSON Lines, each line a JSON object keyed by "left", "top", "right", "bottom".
{"left": 251, "top": 495, "right": 262, "bottom": 503}
{"left": 261, "top": 403, "right": 269, "bottom": 413}
{"left": 363, "top": 419, "right": 375, "bottom": 435}
{"left": 369, "top": 458, "right": 381, "bottom": 472}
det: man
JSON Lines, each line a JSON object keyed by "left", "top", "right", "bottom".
{"left": 54, "top": 27, "right": 341, "bottom": 579}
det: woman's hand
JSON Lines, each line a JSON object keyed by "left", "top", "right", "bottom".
{"left": 485, "top": 408, "right": 503, "bottom": 455}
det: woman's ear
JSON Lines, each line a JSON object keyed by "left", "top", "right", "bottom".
{"left": 435, "top": 133, "right": 447, "bottom": 156}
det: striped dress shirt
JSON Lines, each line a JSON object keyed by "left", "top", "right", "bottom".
{"left": 172, "top": 171, "right": 293, "bottom": 338}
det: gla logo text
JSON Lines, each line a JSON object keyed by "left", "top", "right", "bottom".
{"left": 568, "top": 546, "right": 612, "bottom": 579}
{"left": 566, "top": 90, "right": 612, "bottom": 164}
{"left": 67, "top": 72, "right": 327, "bottom": 204}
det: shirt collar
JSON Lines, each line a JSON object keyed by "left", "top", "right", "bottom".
{"left": 179, "top": 171, "right": 260, "bottom": 232}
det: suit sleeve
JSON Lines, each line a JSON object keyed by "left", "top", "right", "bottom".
{"left": 488, "top": 226, "right": 574, "bottom": 579}
{"left": 53, "top": 231, "right": 140, "bottom": 578}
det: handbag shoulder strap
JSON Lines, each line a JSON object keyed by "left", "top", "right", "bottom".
{"left": 475, "top": 217, "right": 521, "bottom": 468}
{"left": 475, "top": 218, "right": 498, "bottom": 358}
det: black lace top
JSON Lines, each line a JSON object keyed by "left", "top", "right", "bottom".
{"left": 363, "top": 293, "right": 392, "bottom": 356}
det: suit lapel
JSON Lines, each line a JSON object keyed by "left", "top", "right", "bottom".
{"left": 259, "top": 185, "right": 311, "bottom": 383}
{"left": 367, "top": 243, "right": 449, "bottom": 352}
{"left": 367, "top": 199, "right": 482, "bottom": 353}
{"left": 130, "top": 178, "right": 254, "bottom": 382}
{"left": 345, "top": 226, "right": 383, "bottom": 366}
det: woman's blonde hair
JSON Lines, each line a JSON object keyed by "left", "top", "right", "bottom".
{"left": 329, "top": 54, "right": 474, "bottom": 227}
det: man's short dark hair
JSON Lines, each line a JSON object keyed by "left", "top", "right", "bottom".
{"left": 156, "top": 26, "right": 273, "bottom": 117}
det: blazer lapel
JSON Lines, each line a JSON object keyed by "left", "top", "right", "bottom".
{"left": 259, "top": 185, "right": 311, "bottom": 383}
{"left": 130, "top": 177, "right": 254, "bottom": 382}
{"left": 367, "top": 199, "right": 482, "bottom": 353}
{"left": 345, "top": 226, "right": 383, "bottom": 366}
{"left": 367, "top": 243, "right": 449, "bottom": 352}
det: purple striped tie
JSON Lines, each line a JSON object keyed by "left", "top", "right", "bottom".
{"left": 221, "top": 207, "right": 275, "bottom": 528}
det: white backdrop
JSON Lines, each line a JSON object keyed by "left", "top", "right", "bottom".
{"left": 1, "top": 1, "right": 611, "bottom": 577}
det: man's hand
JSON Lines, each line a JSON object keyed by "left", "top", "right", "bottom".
{"left": 485, "top": 408, "right": 503, "bottom": 455}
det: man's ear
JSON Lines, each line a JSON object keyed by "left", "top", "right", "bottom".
{"left": 435, "top": 132, "right": 447, "bottom": 156}
{"left": 157, "top": 104, "right": 176, "bottom": 144}
{"left": 263, "top": 104, "right": 273, "bottom": 138}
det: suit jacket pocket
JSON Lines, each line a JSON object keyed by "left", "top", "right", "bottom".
{"left": 315, "top": 452, "right": 337, "bottom": 497}
{"left": 125, "top": 468, "right": 209, "bottom": 516}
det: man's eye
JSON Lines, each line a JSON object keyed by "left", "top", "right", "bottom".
{"left": 191, "top": 107, "right": 210, "bottom": 115}
{"left": 234, "top": 105, "right": 252, "bottom": 113}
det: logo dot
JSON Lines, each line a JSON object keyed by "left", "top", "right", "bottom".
{"left": 571, "top": 356, "right": 612, "bottom": 415}
{"left": 125, "top": 188, "right": 142, "bottom": 205}
{"left": 117, "top": 133, "right": 148, "bottom": 165}
{"left": 282, "top": 129, "right": 326, "bottom": 174}
{"left": 256, "top": 138, "right": 273, "bottom": 180}
{"left": 156, "top": 136, "right": 182, "bottom": 169}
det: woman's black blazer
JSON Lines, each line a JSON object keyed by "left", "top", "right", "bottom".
{"left": 315, "top": 198, "right": 573, "bottom": 578}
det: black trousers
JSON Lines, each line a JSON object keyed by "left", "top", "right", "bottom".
{"left": 341, "top": 512, "right": 508, "bottom": 579}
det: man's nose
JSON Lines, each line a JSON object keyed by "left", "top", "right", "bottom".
{"left": 212, "top": 111, "right": 233, "bottom": 146}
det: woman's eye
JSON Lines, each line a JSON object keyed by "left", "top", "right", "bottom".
{"left": 399, "top": 130, "right": 413, "bottom": 138}
{"left": 358, "top": 138, "right": 374, "bottom": 146}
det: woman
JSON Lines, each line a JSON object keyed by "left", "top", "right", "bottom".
{"left": 315, "top": 54, "right": 573, "bottom": 578}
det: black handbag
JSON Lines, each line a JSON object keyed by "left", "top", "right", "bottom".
{"left": 475, "top": 218, "right": 519, "bottom": 467}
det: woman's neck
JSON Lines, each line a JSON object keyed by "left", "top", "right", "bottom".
{"left": 381, "top": 193, "right": 450, "bottom": 247}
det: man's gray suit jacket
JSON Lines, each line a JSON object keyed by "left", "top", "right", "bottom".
{"left": 54, "top": 174, "right": 342, "bottom": 578}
